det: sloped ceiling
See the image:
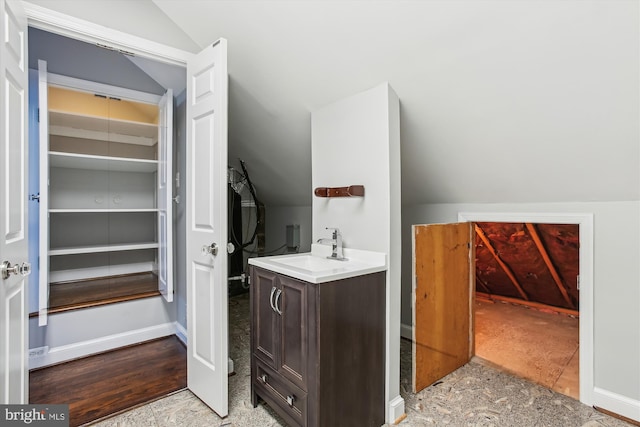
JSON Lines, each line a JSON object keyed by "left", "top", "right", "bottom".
{"left": 28, "top": 28, "right": 168, "bottom": 95}
{"left": 27, "top": 1, "right": 640, "bottom": 206}
{"left": 475, "top": 222, "right": 579, "bottom": 311}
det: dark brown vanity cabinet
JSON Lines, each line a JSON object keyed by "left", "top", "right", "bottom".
{"left": 250, "top": 266, "right": 386, "bottom": 427}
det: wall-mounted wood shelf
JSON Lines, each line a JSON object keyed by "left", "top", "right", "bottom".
{"left": 314, "top": 185, "right": 364, "bottom": 198}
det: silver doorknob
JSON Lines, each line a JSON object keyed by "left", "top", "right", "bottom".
{"left": 1, "top": 261, "right": 31, "bottom": 280}
{"left": 201, "top": 243, "right": 218, "bottom": 257}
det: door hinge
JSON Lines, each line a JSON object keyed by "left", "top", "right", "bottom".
{"left": 30, "top": 193, "right": 40, "bottom": 202}
{"left": 37, "top": 108, "right": 39, "bottom": 123}
{"left": 577, "top": 275, "right": 580, "bottom": 291}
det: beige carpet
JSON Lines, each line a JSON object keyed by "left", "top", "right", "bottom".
{"left": 92, "top": 294, "right": 635, "bottom": 426}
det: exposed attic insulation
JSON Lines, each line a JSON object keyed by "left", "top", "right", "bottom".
{"left": 474, "top": 222, "right": 579, "bottom": 312}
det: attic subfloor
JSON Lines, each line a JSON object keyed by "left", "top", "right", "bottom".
{"left": 474, "top": 298, "right": 580, "bottom": 400}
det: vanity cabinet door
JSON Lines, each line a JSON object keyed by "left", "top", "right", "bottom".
{"left": 252, "top": 268, "right": 279, "bottom": 368}
{"left": 277, "top": 275, "right": 310, "bottom": 391}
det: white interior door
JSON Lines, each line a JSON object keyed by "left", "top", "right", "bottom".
{"left": 37, "top": 59, "right": 48, "bottom": 326}
{"left": 0, "top": 0, "right": 29, "bottom": 404}
{"left": 158, "top": 88, "right": 174, "bottom": 302}
{"left": 186, "top": 39, "right": 229, "bottom": 416}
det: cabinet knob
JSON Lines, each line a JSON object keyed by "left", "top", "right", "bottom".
{"left": 286, "top": 395, "right": 295, "bottom": 407}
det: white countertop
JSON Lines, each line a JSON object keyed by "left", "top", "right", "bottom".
{"left": 248, "top": 244, "right": 387, "bottom": 284}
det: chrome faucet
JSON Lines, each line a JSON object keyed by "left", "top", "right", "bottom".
{"left": 317, "top": 227, "right": 347, "bottom": 261}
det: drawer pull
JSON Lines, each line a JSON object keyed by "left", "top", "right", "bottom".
{"left": 260, "top": 374, "right": 268, "bottom": 384}
{"left": 269, "top": 287, "right": 277, "bottom": 312}
{"left": 286, "top": 395, "right": 295, "bottom": 407}
{"left": 274, "top": 289, "right": 283, "bottom": 315}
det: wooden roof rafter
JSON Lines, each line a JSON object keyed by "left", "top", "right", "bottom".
{"left": 475, "top": 272, "right": 492, "bottom": 294}
{"left": 524, "top": 223, "right": 576, "bottom": 309}
{"left": 474, "top": 224, "right": 529, "bottom": 301}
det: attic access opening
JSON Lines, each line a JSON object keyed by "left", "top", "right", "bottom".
{"left": 412, "top": 215, "right": 591, "bottom": 404}
{"left": 473, "top": 222, "right": 580, "bottom": 400}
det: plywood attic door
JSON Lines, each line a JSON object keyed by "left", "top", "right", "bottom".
{"left": 412, "top": 222, "right": 475, "bottom": 393}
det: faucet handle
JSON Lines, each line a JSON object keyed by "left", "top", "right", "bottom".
{"left": 325, "top": 227, "right": 340, "bottom": 238}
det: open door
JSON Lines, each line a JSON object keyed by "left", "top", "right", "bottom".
{"left": 0, "top": 0, "right": 29, "bottom": 404}
{"left": 37, "top": 60, "right": 48, "bottom": 326}
{"left": 186, "top": 39, "right": 229, "bottom": 416}
{"left": 412, "top": 222, "right": 474, "bottom": 393}
{"left": 158, "top": 88, "right": 174, "bottom": 302}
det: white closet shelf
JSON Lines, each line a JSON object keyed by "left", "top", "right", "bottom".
{"left": 49, "top": 151, "right": 158, "bottom": 173}
{"left": 49, "top": 208, "right": 158, "bottom": 213}
{"left": 49, "top": 109, "right": 158, "bottom": 146}
{"left": 49, "top": 242, "right": 159, "bottom": 256}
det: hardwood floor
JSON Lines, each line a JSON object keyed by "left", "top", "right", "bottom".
{"left": 42, "top": 272, "right": 160, "bottom": 315}
{"left": 29, "top": 335, "right": 186, "bottom": 427}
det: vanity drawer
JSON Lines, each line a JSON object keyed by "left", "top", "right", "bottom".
{"left": 254, "top": 359, "right": 307, "bottom": 426}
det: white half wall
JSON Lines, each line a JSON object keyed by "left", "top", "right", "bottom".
{"left": 401, "top": 200, "right": 640, "bottom": 422}
{"left": 312, "top": 82, "right": 403, "bottom": 423}
{"left": 29, "top": 296, "right": 177, "bottom": 368}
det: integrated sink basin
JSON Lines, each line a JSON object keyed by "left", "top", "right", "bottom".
{"left": 248, "top": 244, "right": 386, "bottom": 284}
{"left": 271, "top": 254, "right": 352, "bottom": 272}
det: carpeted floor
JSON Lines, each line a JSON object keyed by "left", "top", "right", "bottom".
{"left": 90, "top": 292, "right": 633, "bottom": 427}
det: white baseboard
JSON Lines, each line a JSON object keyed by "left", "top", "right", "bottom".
{"left": 388, "top": 395, "right": 405, "bottom": 425}
{"left": 175, "top": 322, "right": 187, "bottom": 346}
{"left": 400, "top": 323, "right": 412, "bottom": 340}
{"left": 593, "top": 387, "right": 640, "bottom": 423}
{"left": 29, "top": 322, "right": 176, "bottom": 370}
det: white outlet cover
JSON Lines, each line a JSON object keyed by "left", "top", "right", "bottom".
{"left": 28, "top": 346, "right": 49, "bottom": 359}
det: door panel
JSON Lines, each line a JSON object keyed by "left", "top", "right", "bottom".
{"left": 186, "top": 39, "right": 228, "bottom": 416}
{"left": 192, "top": 262, "right": 216, "bottom": 367}
{"left": 0, "top": 0, "right": 29, "bottom": 404}
{"left": 278, "top": 276, "right": 307, "bottom": 390}
{"left": 412, "top": 222, "right": 474, "bottom": 393}
{"left": 253, "top": 268, "right": 277, "bottom": 367}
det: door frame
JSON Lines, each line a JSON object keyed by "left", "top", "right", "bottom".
{"left": 23, "top": 2, "right": 234, "bottom": 410}
{"left": 23, "top": 3, "right": 191, "bottom": 66}
{"left": 458, "top": 211, "right": 594, "bottom": 406}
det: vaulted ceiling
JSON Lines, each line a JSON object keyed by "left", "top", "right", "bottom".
{"left": 25, "top": 0, "right": 640, "bottom": 207}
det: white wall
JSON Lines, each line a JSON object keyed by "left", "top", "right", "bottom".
{"left": 312, "top": 83, "right": 403, "bottom": 423}
{"left": 401, "top": 201, "right": 640, "bottom": 419}
{"left": 264, "top": 205, "right": 312, "bottom": 254}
